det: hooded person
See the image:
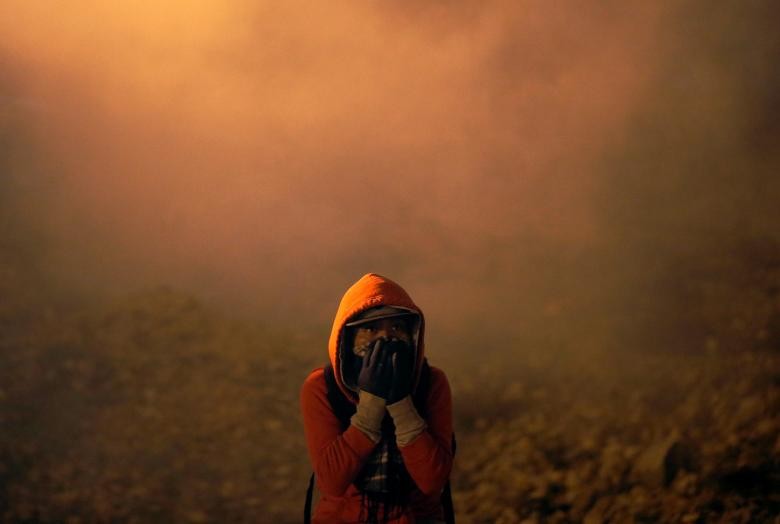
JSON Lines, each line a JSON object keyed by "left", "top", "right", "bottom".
{"left": 301, "top": 273, "right": 454, "bottom": 524}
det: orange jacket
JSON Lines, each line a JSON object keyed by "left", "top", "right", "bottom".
{"left": 301, "top": 273, "right": 454, "bottom": 523}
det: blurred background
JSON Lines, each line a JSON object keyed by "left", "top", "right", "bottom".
{"left": 1, "top": 1, "right": 778, "bottom": 522}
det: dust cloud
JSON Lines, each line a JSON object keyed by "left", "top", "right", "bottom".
{"left": 1, "top": 1, "right": 779, "bottom": 522}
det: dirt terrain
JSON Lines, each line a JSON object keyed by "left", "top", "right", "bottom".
{"left": 1, "top": 285, "right": 778, "bottom": 523}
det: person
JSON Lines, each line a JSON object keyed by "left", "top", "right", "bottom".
{"left": 301, "top": 273, "right": 454, "bottom": 524}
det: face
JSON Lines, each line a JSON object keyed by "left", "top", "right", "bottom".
{"left": 352, "top": 317, "right": 413, "bottom": 356}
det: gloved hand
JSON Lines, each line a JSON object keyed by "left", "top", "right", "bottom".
{"left": 387, "top": 340, "right": 415, "bottom": 404}
{"left": 357, "top": 339, "right": 394, "bottom": 400}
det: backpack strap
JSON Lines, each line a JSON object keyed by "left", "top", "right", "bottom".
{"left": 304, "top": 472, "right": 314, "bottom": 524}
{"left": 441, "top": 433, "right": 457, "bottom": 524}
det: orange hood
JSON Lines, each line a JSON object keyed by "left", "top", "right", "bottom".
{"left": 328, "top": 273, "right": 425, "bottom": 403}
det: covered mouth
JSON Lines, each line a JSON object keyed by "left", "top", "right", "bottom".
{"left": 340, "top": 338, "right": 417, "bottom": 392}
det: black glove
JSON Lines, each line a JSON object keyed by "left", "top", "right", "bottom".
{"left": 357, "top": 339, "right": 394, "bottom": 400}
{"left": 387, "top": 340, "right": 415, "bottom": 404}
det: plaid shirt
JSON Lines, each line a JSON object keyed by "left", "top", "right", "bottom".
{"left": 357, "top": 438, "right": 405, "bottom": 493}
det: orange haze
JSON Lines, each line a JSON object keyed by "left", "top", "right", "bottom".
{"left": 0, "top": 2, "right": 691, "bottom": 339}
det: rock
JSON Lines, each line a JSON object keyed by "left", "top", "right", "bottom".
{"left": 752, "top": 417, "right": 777, "bottom": 440}
{"left": 583, "top": 496, "right": 612, "bottom": 524}
{"left": 495, "top": 507, "right": 521, "bottom": 524}
{"left": 735, "top": 395, "right": 765, "bottom": 427}
{"left": 519, "top": 513, "right": 540, "bottom": 524}
{"left": 474, "top": 481, "right": 499, "bottom": 501}
{"left": 628, "top": 485, "right": 652, "bottom": 513}
{"left": 528, "top": 479, "right": 548, "bottom": 500}
{"left": 568, "top": 487, "right": 597, "bottom": 522}
{"left": 598, "top": 441, "right": 630, "bottom": 488}
{"left": 671, "top": 472, "right": 699, "bottom": 496}
{"left": 508, "top": 471, "right": 534, "bottom": 495}
{"left": 631, "top": 432, "right": 697, "bottom": 487}
{"left": 547, "top": 511, "right": 567, "bottom": 524}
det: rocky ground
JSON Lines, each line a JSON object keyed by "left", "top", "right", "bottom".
{"left": 448, "top": 348, "right": 779, "bottom": 523}
{"left": 1, "top": 288, "right": 778, "bottom": 523}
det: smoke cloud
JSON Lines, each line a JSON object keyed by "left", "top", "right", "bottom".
{"left": 1, "top": 1, "right": 777, "bottom": 359}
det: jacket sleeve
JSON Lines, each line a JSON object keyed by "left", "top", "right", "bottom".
{"left": 300, "top": 369, "right": 379, "bottom": 496}
{"left": 398, "top": 366, "right": 454, "bottom": 496}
